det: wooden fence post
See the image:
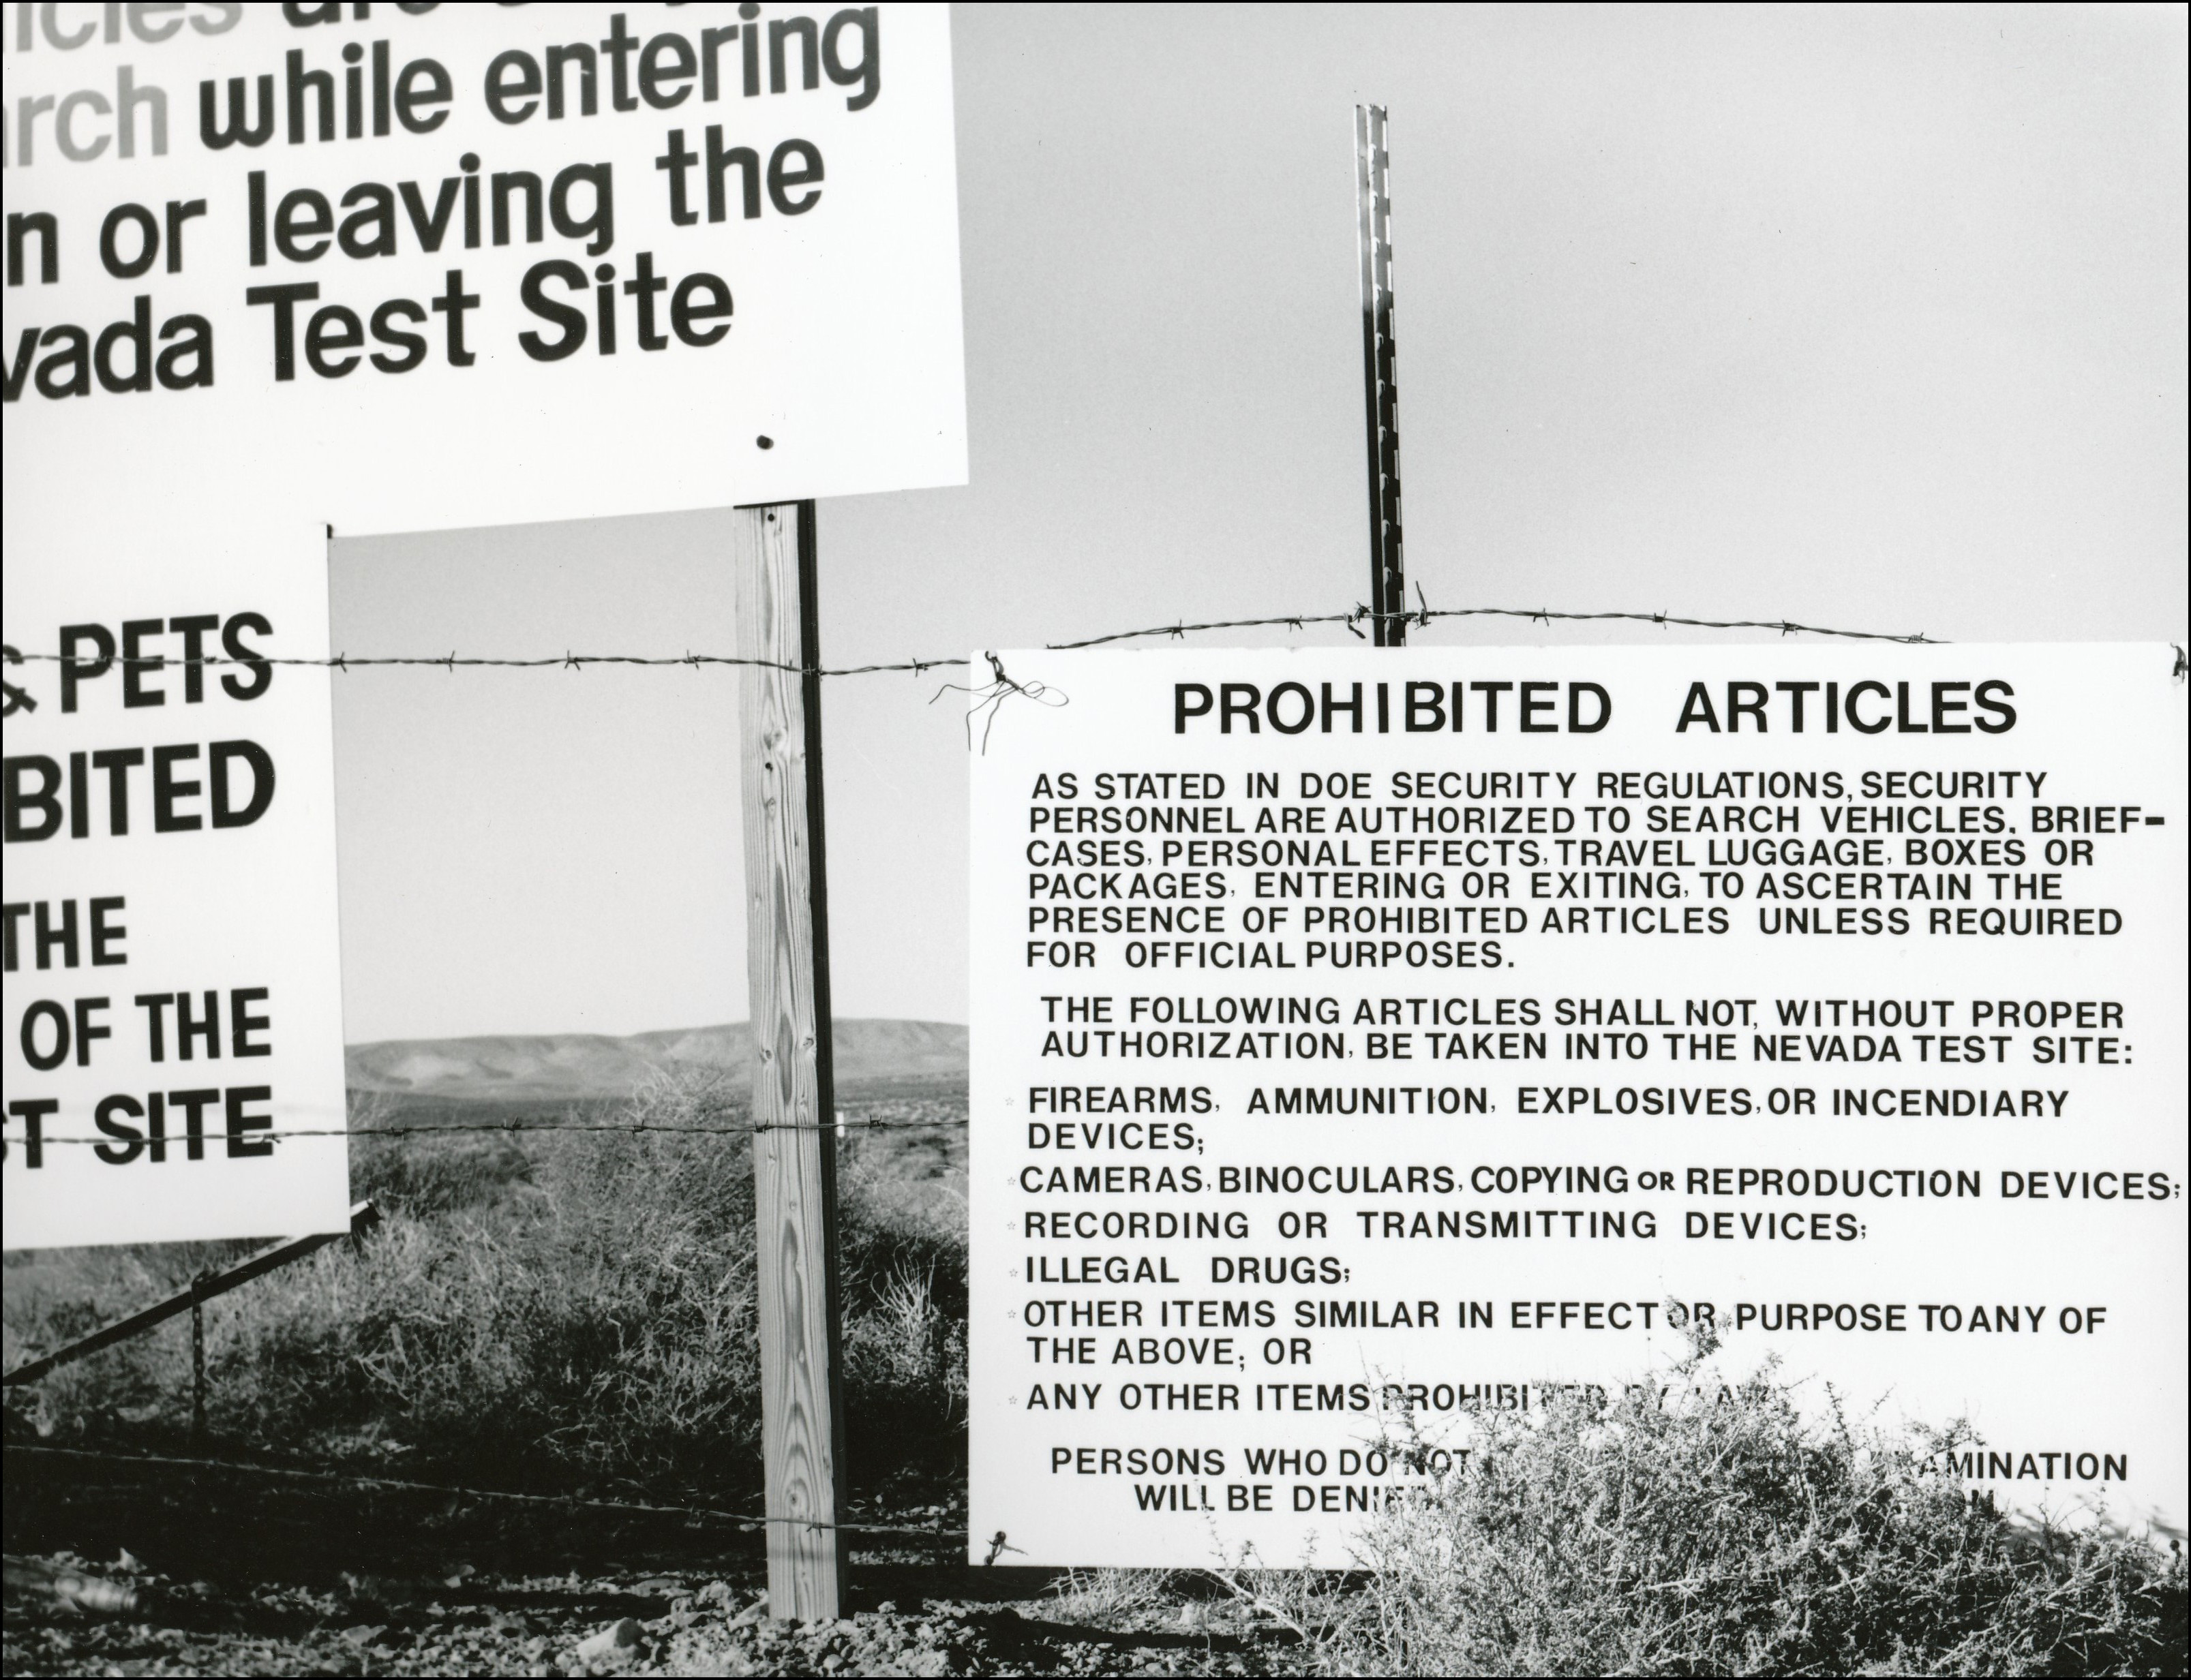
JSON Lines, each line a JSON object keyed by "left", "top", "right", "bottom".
{"left": 1356, "top": 104, "right": 1407, "bottom": 645}
{"left": 734, "top": 500, "right": 850, "bottom": 1619}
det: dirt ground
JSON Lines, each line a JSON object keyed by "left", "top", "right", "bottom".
{"left": 2, "top": 1457, "right": 1310, "bottom": 1677}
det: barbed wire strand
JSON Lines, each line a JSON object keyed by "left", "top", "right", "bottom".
{"left": 0, "top": 601, "right": 1940, "bottom": 684}
{"left": 20, "top": 1114, "right": 973, "bottom": 1147}
{"left": 4, "top": 1444, "right": 964, "bottom": 1539}
{"left": 1046, "top": 605, "right": 1938, "bottom": 650}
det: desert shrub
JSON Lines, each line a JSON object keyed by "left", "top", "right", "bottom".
{"left": 209, "top": 1158, "right": 764, "bottom": 1488}
{"left": 3, "top": 1232, "right": 271, "bottom": 1444}
{"left": 5, "top": 1073, "right": 971, "bottom": 1507}
{"left": 833, "top": 1129, "right": 969, "bottom": 1486}
{"left": 1046, "top": 1568, "right": 1183, "bottom": 1628}
{"left": 350, "top": 1131, "right": 537, "bottom": 1218}
{"left": 839, "top": 1255, "right": 968, "bottom": 1490}
{"left": 1261, "top": 1360, "right": 2188, "bottom": 1677}
{"left": 838, "top": 1134, "right": 969, "bottom": 1318}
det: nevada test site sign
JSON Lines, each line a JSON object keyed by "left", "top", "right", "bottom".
{"left": 1, "top": 524, "right": 348, "bottom": 1250}
{"left": 1, "top": 1, "right": 965, "bottom": 530}
{"left": 970, "top": 645, "right": 2187, "bottom": 1563}
{"left": 4, "top": 4, "right": 965, "bottom": 1247}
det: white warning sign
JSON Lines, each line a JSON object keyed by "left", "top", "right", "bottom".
{"left": 1, "top": 3, "right": 966, "bottom": 534}
{"left": 3, "top": 523, "right": 350, "bottom": 1249}
{"left": 969, "top": 643, "right": 2187, "bottom": 1566}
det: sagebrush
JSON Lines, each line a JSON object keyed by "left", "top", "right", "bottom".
{"left": 1218, "top": 1355, "right": 2186, "bottom": 1677}
{"left": 2, "top": 1074, "right": 967, "bottom": 1503}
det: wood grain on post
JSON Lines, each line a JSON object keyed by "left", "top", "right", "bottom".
{"left": 734, "top": 500, "right": 849, "bottom": 1620}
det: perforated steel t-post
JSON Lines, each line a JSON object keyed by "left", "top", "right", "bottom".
{"left": 1355, "top": 104, "right": 1406, "bottom": 646}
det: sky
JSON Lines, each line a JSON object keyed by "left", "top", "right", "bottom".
{"left": 330, "top": 3, "right": 2188, "bottom": 1044}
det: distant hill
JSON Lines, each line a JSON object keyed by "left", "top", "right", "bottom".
{"left": 346, "top": 1020, "right": 967, "bottom": 1103}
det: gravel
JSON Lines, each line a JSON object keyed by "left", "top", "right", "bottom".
{"left": 3, "top": 1553, "right": 1303, "bottom": 1676}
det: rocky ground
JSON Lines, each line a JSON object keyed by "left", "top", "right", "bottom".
{"left": 2, "top": 1457, "right": 1310, "bottom": 1679}
{"left": 5, "top": 1552, "right": 1310, "bottom": 1677}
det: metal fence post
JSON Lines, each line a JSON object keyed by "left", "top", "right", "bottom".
{"left": 190, "top": 1280, "right": 207, "bottom": 1448}
{"left": 1355, "top": 104, "right": 1407, "bottom": 645}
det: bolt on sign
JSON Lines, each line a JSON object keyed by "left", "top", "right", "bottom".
{"left": 968, "top": 645, "right": 2187, "bottom": 1564}
{"left": 5, "top": 4, "right": 965, "bottom": 1247}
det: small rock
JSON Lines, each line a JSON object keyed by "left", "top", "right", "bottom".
{"left": 52, "top": 1573, "right": 138, "bottom": 1615}
{"left": 574, "top": 1617, "right": 642, "bottom": 1661}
